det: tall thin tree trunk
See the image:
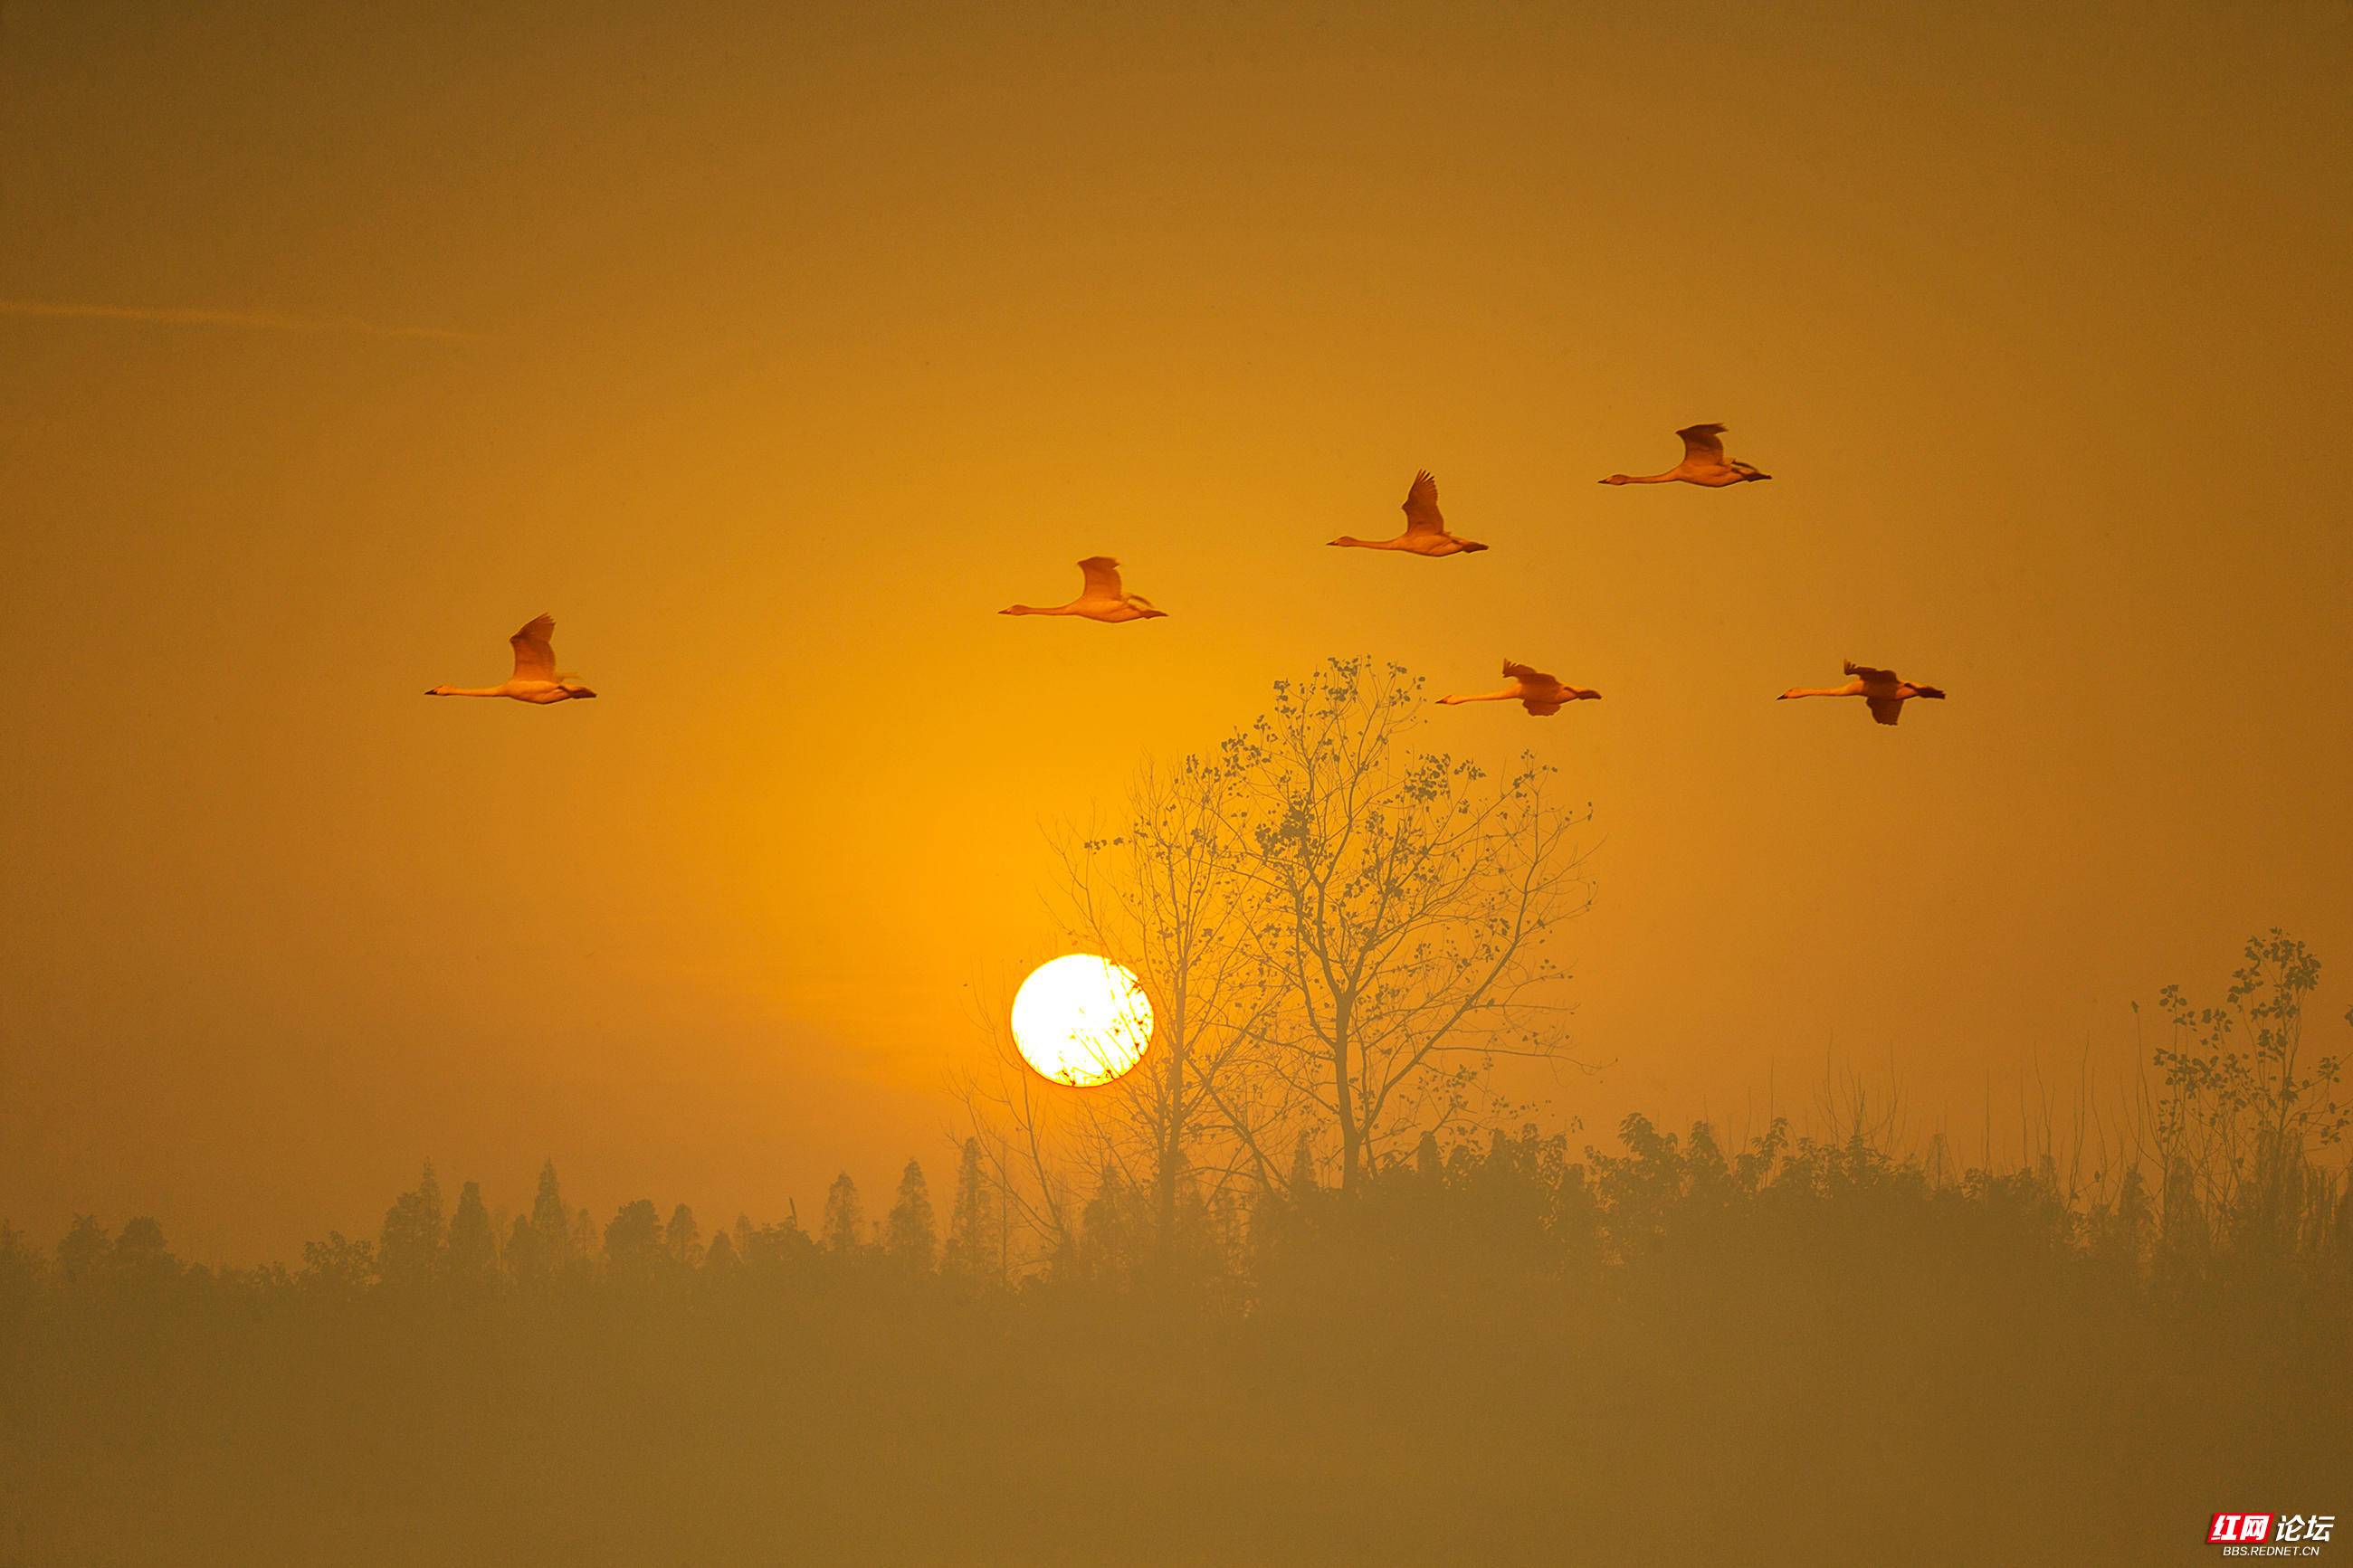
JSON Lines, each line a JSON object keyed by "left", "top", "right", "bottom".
{"left": 1334, "top": 1042, "right": 1360, "bottom": 1191}
{"left": 1156, "top": 1047, "right": 1182, "bottom": 1267}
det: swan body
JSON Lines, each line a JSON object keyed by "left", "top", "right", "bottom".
{"left": 426, "top": 613, "right": 598, "bottom": 703}
{"left": 1600, "top": 423, "right": 1772, "bottom": 488}
{"left": 1438, "top": 660, "right": 1600, "bottom": 717}
{"left": 1777, "top": 660, "right": 1946, "bottom": 726}
{"left": 1001, "top": 556, "right": 1167, "bottom": 622}
{"left": 1329, "top": 471, "right": 1489, "bottom": 556}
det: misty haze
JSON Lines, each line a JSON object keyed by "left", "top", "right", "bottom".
{"left": 4, "top": 3, "right": 2348, "bottom": 1565}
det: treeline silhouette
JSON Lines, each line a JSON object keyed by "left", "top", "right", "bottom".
{"left": 5, "top": 1051, "right": 2347, "bottom": 1564}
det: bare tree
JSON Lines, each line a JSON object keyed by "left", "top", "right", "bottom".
{"left": 954, "top": 657, "right": 1596, "bottom": 1269}
{"left": 948, "top": 1046, "right": 1078, "bottom": 1275}
{"left": 1049, "top": 755, "right": 1280, "bottom": 1269}
{"left": 1218, "top": 659, "right": 1596, "bottom": 1190}
{"left": 952, "top": 755, "right": 1277, "bottom": 1280}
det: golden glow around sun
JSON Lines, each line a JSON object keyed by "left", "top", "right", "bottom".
{"left": 1010, "top": 955, "right": 1154, "bottom": 1087}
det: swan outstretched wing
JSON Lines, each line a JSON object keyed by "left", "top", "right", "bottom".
{"left": 1504, "top": 660, "right": 1567, "bottom": 712}
{"left": 1843, "top": 661, "right": 1897, "bottom": 685}
{"left": 1077, "top": 556, "right": 1125, "bottom": 603}
{"left": 1676, "top": 424, "right": 1728, "bottom": 464}
{"left": 1402, "top": 471, "right": 1444, "bottom": 536}
{"left": 1867, "top": 696, "right": 1904, "bottom": 726}
{"left": 510, "top": 614, "right": 557, "bottom": 681}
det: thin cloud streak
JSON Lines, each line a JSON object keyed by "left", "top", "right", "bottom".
{"left": 0, "top": 299, "right": 481, "bottom": 341}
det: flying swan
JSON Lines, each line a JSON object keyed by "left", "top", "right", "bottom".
{"left": 1000, "top": 557, "right": 1168, "bottom": 622}
{"left": 1777, "top": 660, "right": 1947, "bottom": 726}
{"left": 1600, "top": 424, "right": 1772, "bottom": 488}
{"left": 426, "top": 614, "right": 598, "bottom": 703}
{"left": 1329, "top": 471, "right": 1490, "bottom": 556}
{"left": 1438, "top": 660, "right": 1601, "bottom": 716}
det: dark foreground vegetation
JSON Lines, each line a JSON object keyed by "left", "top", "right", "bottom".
{"left": 5, "top": 1102, "right": 2348, "bottom": 1568}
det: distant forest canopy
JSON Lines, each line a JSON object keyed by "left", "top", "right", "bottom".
{"left": 3, "top": 930, "right": 2345, "bottom": 1568}
{"left": 3, "top": 928, "right": 2345, "bottom": 1305}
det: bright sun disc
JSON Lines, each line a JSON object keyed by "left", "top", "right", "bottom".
{"left": 1010, "top": 955, "right": 1154, "bottom": 1087}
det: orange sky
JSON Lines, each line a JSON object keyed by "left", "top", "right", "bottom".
{"left": 4, "top": 1, "right": 2348, "bottom": 1260}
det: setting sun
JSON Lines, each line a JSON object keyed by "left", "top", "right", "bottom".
{"left": 1009, "top": 955, "right": 1154, "bottom": 1087}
